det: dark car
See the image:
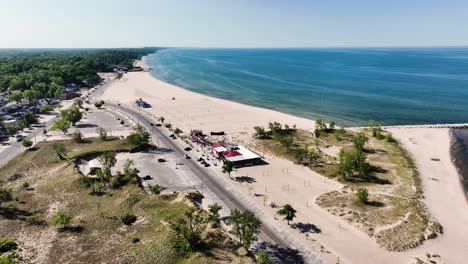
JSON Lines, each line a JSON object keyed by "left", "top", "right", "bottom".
{"left": 204, "top": 163, "right": 211, "bottom": 167}
{"left": 15, "top": 135, "right": 25, "bottom": 142}
{"left": 184, "top": 147, "right": 192, "bottom": 151}
{"left": 150, "top": 123, "right": 154, "bottom": 126}
{"left": 184, "top": 154, "right": 191, "bottom": 159}
{"left": 157, "top": 158, "right": 166, "bottom": 162}
{"left": 155, "top": 124, "right": 162, "bottom": 127}
{"left": 143, "top": 175, "right": 152, "bottom": 180}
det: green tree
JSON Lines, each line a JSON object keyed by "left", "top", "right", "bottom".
{"left": 4, "top": 125, "right": 18, "bottom": 136}
{"left": 293, "top": 146, "right": 308, "bottom": 163}
{"left": 51, "top": 142, "right": 67, "bottom": 160}
{"left": 222, "top": 160, "right": 234, "bottom": 178}
{"left": 60, "top": 106, "right": 82, "bottom": 126}
{"left": 352, "top": 132, "right": 368, "bottom": 152}
{"left": 39, "top": 105, "right": 53, "bottom": 114}
{"left": 256, "top": 251, "right": 273, "bottom": 264}
{"left": 276, "top": 204, "right": 297, "bottom": 225}
{"left": 208, "top": 203, "right": 223, "bottom": 226}
{"left": 8, "top": 91, "right": 23, "bottom": 102}
{"left": 23, "top": 89, "right": 40, "bottom": 103}
{"left": 127, "top": 124, "right": 150, "bottom": 148}
{"left": 229, "top": 209, "right": 261, "bottom": 249}
{"left": 21, "top": 138, "right": 33, "bottom": 149}
{"left": 23, "top": 112, "right": 38, "bottom": 125}
{"left": 356, "top": 188, "right": 369, "bottom": 204}
{"left": 337, "top": 149, "right": 353, "bottom": 180}
{"left": 97, "top": 127, "right": 107, "bottom": 141}
{"left": 50, "top": 211, "right": 72, "bottom": 228}
{"left": 0, "top": 238, "right": 17, "bottom": 254}
{"left": 98, "top": 151, "right": 117, "bottom": 176}
{"left": 170, "top": 209, "right": 207, "bottom": 253}
{"left": 329, "top": 121, "right": 336, "bottom": 130}
{"left": 71, "top": 130, "right": 83, "bottom": 143}
{"left": 51, "top": 118, "right": 70, "bottom": 135}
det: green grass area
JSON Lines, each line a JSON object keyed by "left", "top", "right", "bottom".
{"left": 0, "top": 139, "right": 253, "bottom": 263}
{"left": 254, "top": 125, "right": 441, "bottom": 251}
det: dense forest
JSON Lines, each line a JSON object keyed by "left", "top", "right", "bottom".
{"left": 0, "top": 48, "right": 159, "bottom": 100}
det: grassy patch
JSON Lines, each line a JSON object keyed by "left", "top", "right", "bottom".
{"left": 0, "top": 139, "right": 253, "bottom": 263}
{"left": 254, "top": 125, "right": 441, "bottom": 251}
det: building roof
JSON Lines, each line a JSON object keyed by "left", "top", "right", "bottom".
{"left": 222, "top": 145, "right": 261, "bottom": 162}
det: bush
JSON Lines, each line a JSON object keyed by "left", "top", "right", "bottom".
{"left": 50, "top": 211, "right": 72, "bottom": 227}
{"left": 149, "top": 184, "right": 161, "bottom": 194}
{"left": 356, "top": 188, "right": 369, "bottom": 204}
{"left": 129, "top": 235, "right": 140, "bottom": 243}
{"left": 120, "top": 120, "right": 124, "bottom": 125}
{"left": 22, "top": 182, "right": 30, "bottom": 189}
{"left": 21, "top": 138, "right": 33, "bottom": 149}
{"left": 121, "top": 214, "right": 137, "bottom": 225}
{"left": 94, "top": 101, "right": 103, "bottom": 108}
{"left": 0, "top": 238, "right": 17, "bottom": 254}
{"left": 71, "top": 130, "right": 83, "bottom": 143}
{"left": 256, "top": 251, "right": 273, "bottom": 264}
{"left": 25, "top": 214, "right": 42, "bottom": 225}
{"left": 385, "top": 133, "right": 396, "bottom": 143}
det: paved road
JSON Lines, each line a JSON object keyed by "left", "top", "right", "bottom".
{"left": 0, "top": 114, "right": 58, "bottom": 167}
{"left": 104, "top": 102, "right": 322, "bottom": 264}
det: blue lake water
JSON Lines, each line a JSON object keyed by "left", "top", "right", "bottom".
{"left": 146, "top": 48, "right": 468, "bottom": 127}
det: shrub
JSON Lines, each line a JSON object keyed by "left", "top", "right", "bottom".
{"left": 120, "top": 120, "right": 124, "bottom": 125}
{"left": 71, "top": 130, "right": 83, "bottom": 143}
{"left": 21, "top": 138, "right": 33, "bottom": 149}
{"left": 22, "top": 182, "right": 30, "bottom": 189}
{"left": 50, "top": 211, "right": 72, "bottom": 227}
{"left": 356, "top": 188, "right": 369, "bottom": 204}
{"left": 149, "top": 184, "right": 161, "bottom": 194}
{"left": 97, "top": 127, "right": 107, "bottom": 141}
{"left": 121, "top": 214, "right": 137, "bottom": 225}
{"left": 385, "top": 133, "right": 396, "bottom": 143}
{"left": 129, "top": 235, "right": 140, "bottom": 243}
{"left": 94, "top": 101, "right": 103, "bottom": 109}
{"left": 25, "top": 214, "right": 42, "bottom": 225}
{"left": 256, "top": 251, "right": 273, "bottom": 264}
{"left": 0, "top": 238, "right": 17, "bottom": 253}
{"left": 185, "top": 191, "right": 204, "bottom": 203}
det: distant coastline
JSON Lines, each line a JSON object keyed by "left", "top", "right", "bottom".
{"left": 145, "top": 47, "right": 468, "bottom": 127}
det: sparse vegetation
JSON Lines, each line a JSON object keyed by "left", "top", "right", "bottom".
{"left": 0, "top": 139, "right": 254, "bottom": 263}
{"left": 356, "top": 188, "right": 369, "bottom": 204}
{"left": 71, "top": 130, "right": 84, "bottom": 143}
{"left": 229, "top": 209, "right": 261, "bottom": 249}
{"left": 21, "top": 138, "right": 33, "bottom": 149}
{"left": 254, "top": 121, "right": 441, "bottom": 251}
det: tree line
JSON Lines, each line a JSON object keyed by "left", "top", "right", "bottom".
{"left": 0, "top": 48, "right": 159, "bottom": 100}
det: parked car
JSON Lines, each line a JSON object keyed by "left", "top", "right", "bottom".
{"left": 184, "top": 154, "right": 191, "bottom": 159}
{"left": 143, "top": 175, "right": 152, "bottom": 180}
{"left": 204, "top": 163, "right": 211, "bottom": 167}
{"left": 157, "top": 158, "right": 166, "bottom": 162}
{"left": 184, "top": 147, "right": 192, "bottom": 151}
{"left": 155, "top": 124, "right": 162, "bottom": 127}
{"left": 15, "top": 135, "right": 25, "bottom": 142}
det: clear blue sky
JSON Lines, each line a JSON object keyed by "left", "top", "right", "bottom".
{"left": 1, "top": 0, "right": 467, "bottom": 48}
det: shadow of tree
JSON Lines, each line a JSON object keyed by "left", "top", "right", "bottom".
{"left": 234, "top": 176, "right": 256, "bottom": 183}
{"left": 253, "top": 241, "right": 305, "bottom": 264}
{"left": 59, "top": 225, "right": 85, "bottom": 233}
{"left": 0, "top": 205, "right": 35, "bottom": 220}
{"left": 291, "top": 222, "right": 321, "bottom": 234}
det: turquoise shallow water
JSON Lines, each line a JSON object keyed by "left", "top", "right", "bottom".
{"left": 146, "top": 48, "right": 468, "bottom": 126}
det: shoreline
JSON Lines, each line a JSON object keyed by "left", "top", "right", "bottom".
{"left": 450, "top": 128, "right": 468, "bottom": 201}
{"left": 100, "top": 58, "right": 468, "bottom": 263}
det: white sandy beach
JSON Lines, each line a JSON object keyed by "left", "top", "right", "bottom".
{"left": 98, "top": 59, "right": 468, "bottom": 264}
